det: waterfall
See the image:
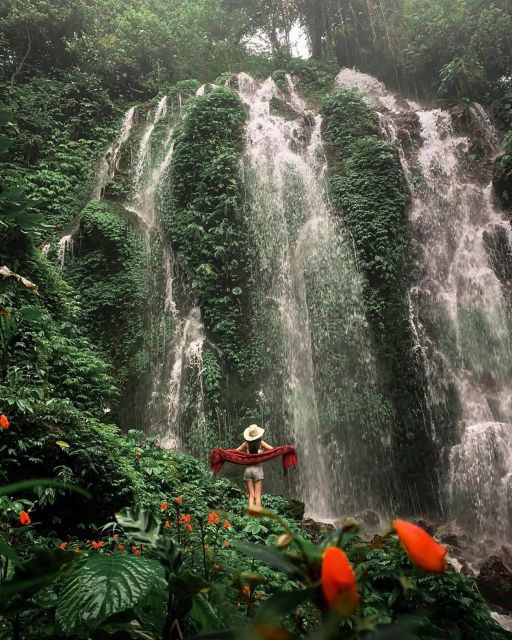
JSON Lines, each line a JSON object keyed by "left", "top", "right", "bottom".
{"left": 337, "top": 68, "right": 512, "bottom": 537}
{"left": 95, "top": 106, "right": 136, "bottom": 199}
{"left": 121, "top": 97, "right": 207, "bottom": 452}
{"left": 238, "top": 73, "right": 380, "bottom": 518}
{"left": 57, "top": 234, "right": 73, "bottom": 268}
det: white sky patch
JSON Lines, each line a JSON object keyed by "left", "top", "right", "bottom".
{"left": 244, "top": 21, "right": 310, "bottom": 58}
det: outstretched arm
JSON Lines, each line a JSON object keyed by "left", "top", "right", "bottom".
{"left": 236, "top": 442, "right": 248, "bottom": 452}
{"left": 261, "top": 440, "right": 274, "bottom": 450}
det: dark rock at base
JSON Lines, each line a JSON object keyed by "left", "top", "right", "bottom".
{"left": 301, "top": 518, "right": 334, "bottom": 543}
{"left": 460, "top": 562, "right": 476, "bottom": 577}
{"left": 477, "top": 554, "right": 512, "bottom": 613}
{"left": 493, "top": 155, "right": 512, "bottom": 208}
{"left": 482, "top": 221, "right": 512, "bottom": 289}
{"left": 269, "top": 96, "right": 300, "bottom": 121}
{"left": 439, "top": 532, "right": 464, "bottom": 551}
{"left": 393, "top": 111, "right": 422, "bottom": 148}
{"left": 286, "top": 499, "right": 305, "bottom": 521}
{"left": 413, "top": 518, "right": 436, "bottom": 536}
{"left": 354, "top": 510, "right": 380, "bottom": 527}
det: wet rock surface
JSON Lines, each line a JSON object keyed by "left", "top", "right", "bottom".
{"left": 477, "top": 551, "right": 512, "bottom": 612}
{"left": 354, "top": 509, "right": 380, "bottom": 527}
{"left": 300, "top": 517, "right": 334, "bottom": 543}
{"left": 483, "top": 221, "right": 512, "bottom": 289}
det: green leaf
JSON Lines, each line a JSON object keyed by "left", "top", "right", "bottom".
{"left": 255, "top": 588, "right": 313, "bottom": 621}
{"left": 0, "top": 550, "right": 79, "bottom": 600}
{"left": 233, "top": 542, "right": 300, "bottom": 576}
{"left": 189, "top": 593, "right": 223, "bottom": 632}
{"left": 0, "top": 536, "right": 22, "bottom": 568}
{"left": 0, "top": 479, "right": 90, "bottom": 499}
{"left": 116, "top": 507, "right": 161, "bottom": 547}
{"left": 56, "top": 555, "right": 165, "bottom": 633}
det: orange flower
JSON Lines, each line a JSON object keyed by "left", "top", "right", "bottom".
{"left": 393, "top": 519, "right": 447, "bottom": 573}
{"left": 178, "top": 514, "right": 191, "bottom": 524}
{"left": 59, "top": 542, "right": 68, "bottom": 550}
{"left": 164, "top": 520, "right": 170, "bottom": 528}
{"left": 117, "top": 544, "right": 125, "bottom": 551}
{"left": 223, "top": 539, "right": 229, "bottom": 547}
{"left": 91, "top": 540, "right": 105, "bottom": 550}
{"left": 223, "top": 520, "right": 230, "bottom": 529}
{"left": 176, "top": 496, "right": 183, "bottom": 505}
{"left": 321, "top": 547, "right": 360, "bottom": 615}
{"left": 213, "top": 563, "right": 220, "bottom": 570}
{"left": 161, "top": 501, "right": 168, "bottom": 511}
{"left": 0, "top": 414, "right": 9, "bottom": 430}
{"left": 208, "top": 512, "right": 220, "bottom": 525}
{"left": 19, "top": 511, "right": 31, "bottom": 526}
{"left": 242, "top": 585, "right": 251, "bottom": 596}
{"left": 186, "top": 524, "right": 193, "bottom": 533}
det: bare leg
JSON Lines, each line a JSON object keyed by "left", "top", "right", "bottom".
{"left": 246, "top": 479, "right": 255, "bottom": 510}
{"left": 254, "top": 480, "right": 263, "bottom": 510}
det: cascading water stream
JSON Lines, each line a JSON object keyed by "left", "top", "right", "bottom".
{"left": 238, "top": 73, "right": 379, "bottom": 518}
{"left": 122, "top": 97, "right": 207, "bottom": 451}
{"left": 95, "top": 106, "right": 136, "bottom": 199}
{"left": 337, "top": 68, "right": 512, "bottom": 537}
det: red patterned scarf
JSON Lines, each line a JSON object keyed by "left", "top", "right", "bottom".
{"left": 210, "top": 446, "right": 298, "bottom": 475}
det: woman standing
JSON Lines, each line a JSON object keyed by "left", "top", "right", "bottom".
{"left": 237, "top": 424, "right": 273, "bottom": 510}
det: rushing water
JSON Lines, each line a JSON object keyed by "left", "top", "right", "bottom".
{"left": 337, "top": 68, "right": 512, "bottom": 537}
{"left": 91, "top": 97, "right": 208, "bottom": 450}
{"left": 238, "top": 73, "right": 385, "bottom": 518}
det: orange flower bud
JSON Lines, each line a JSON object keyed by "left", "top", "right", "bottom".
{"left": 91, "top": 540, "right": 105, "bottom": 550}
{"left": 176, "top": 496, "right": 183, "bottom": 504}
{"left": 19, "top": 511, "right": 31, "bottom": 526}
{"left": 242, "top": 585, "right": 251, "bottom": 596}
{"left": 0, "top": 414, "right": 9, "bottom": 430}
{"left": 133, "top": 548, "right": 141, "bottom": 556}
{"left": 164, "top": 520, "right": 170, "bottom": 528}
{"left": 186, "top": 524, "right": 193, "bottom": 532}
{"left": 117, "top": 544, "right": 125, "bottom": 551}
{"left": 393, "top": 519, "right": 447, "bottom": 573}
{"left": 59, "top": 542, "right": 68, "bottom": 550}
{"left": 321, "top": 547, "right": 359, "bottom": 615}
{"left": 223, "top": 520, "right": 230, "bottom": 529}
{"left": 161, "top": 501, "right": 168, "bottom": 511}
{"left": 213, "top": 563, "right": 220, "bottom": 570}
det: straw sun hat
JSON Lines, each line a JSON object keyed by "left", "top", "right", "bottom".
{"left": 244, "top": 424, "right": 265, "bottom": 441}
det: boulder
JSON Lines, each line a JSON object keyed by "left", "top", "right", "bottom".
{"left": 482, "top": 221, "right": 512, "bottom": 288}
{"left": 412, "top": 518, "right": 435, "bottom": 536}
{"left": 286, "top": 499, "right": 305, "bottom": 521}
{"left": 354, "top": 510, "right": 380, "bottom": 527}
{"left": 301, "top": 518, "right": 334, "bottom": 543}
{"left": 493, "top": 155, "right": 512, "bottom": 208}
{"left": 477, "top": 553, "right": 512, "bottom": 612}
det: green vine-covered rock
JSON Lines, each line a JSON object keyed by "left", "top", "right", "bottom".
{"left": 64, "top": 200, "right": 150, "bottom": 416}
{"left": 162, "top": 88, "right": 251, "bottom": 373}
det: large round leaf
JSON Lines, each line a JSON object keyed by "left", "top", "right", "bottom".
{"left": 56, "top": 555, "right": 165, "bottom": 633}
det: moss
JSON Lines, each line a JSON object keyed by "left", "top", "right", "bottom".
{"left": 321, "top": 87, "right": 447, "bottom": 512}
{"left": 64, "top": 200, "right": 150, "bottom": 416}
{"left": 162, "top": 88, "right": 252, "bottom": 373}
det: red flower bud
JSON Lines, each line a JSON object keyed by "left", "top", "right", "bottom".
{"left": 19, "top": 511, "right": 31, "bottom": 526}
{"left": 321, "top": 547, "right": 359, "bottom": 615}
{"left": 0, "top": 414, "right": 9, "bottom": 430}
{"left": 393, "top": 519, "right": 447, "bottom": 573}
